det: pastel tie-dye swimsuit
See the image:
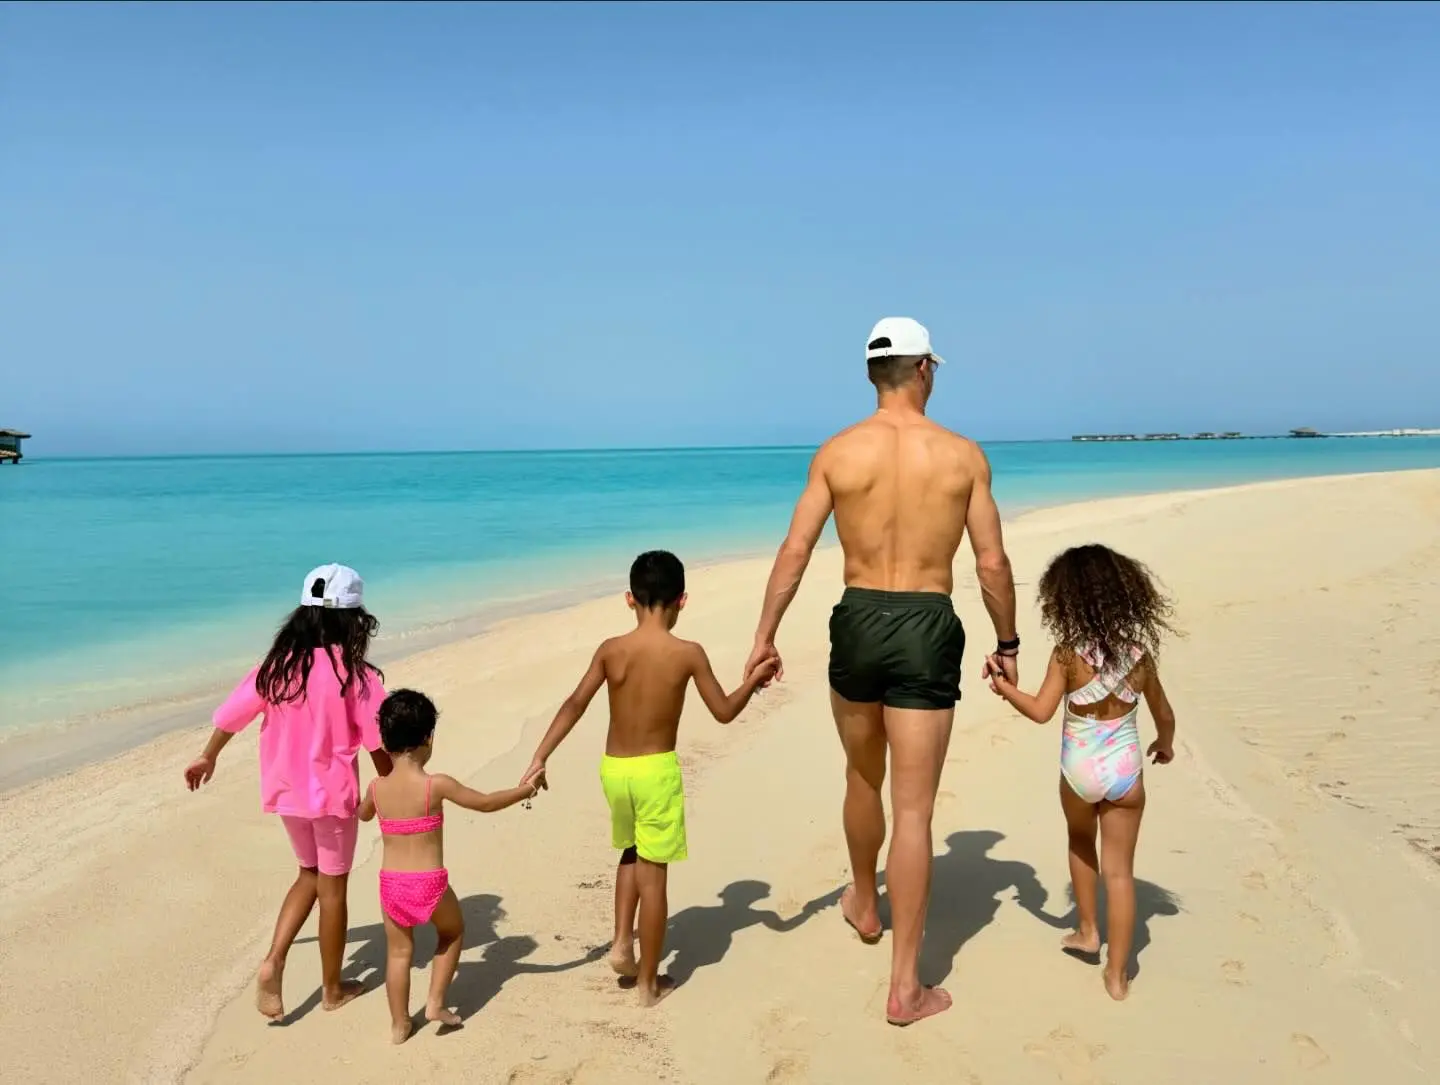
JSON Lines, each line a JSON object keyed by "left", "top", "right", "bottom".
{"left": 1060, "top": 645, "right": 1144, "bottom": 804}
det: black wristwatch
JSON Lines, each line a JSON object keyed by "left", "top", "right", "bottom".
{"left": 995, "top": 635, "right": 1020, "bottom": 657}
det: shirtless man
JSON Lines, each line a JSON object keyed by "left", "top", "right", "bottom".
{"left": 743, "top": 316, "right": 1019, "bottom": 1025}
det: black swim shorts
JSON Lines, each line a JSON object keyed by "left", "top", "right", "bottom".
{"left": 828, "top": 587, "right": 966, "bottom": 710}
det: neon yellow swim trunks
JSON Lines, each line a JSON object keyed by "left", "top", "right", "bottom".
{"left": 599, "top": 750, "right": 687, "bottom": 864}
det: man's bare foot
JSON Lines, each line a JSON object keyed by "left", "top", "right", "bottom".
{"left": 885, "top": 985, "right": 953, "bottom": 1026}
{"left": 390, "top": 1020, "right": 413, "bottom": 1045}
{"left": 1061, "top": 928, "right": 1102, "bottom": 963}
{"left": 1104, "top": 969, "right": 1130, "bottom": 1001}
{"left": 841, "top": 885, "right": 882, "bottom": 944}
{"left": 608, "top": 943, "right": 639, "bottom": 978}
{"left": 638, "top": 975, "right": 677, "bottom": 1008}
{"left": 255, "top": 961, "right": 284, "bottom": 1020}
{"left": 322, "top": 980, "right": 365, "bottom": 1011}
{"left": 425, "top": 1004, "right": 462, "bottom": 1027}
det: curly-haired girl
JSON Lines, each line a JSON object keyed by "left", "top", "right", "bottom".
{"left": 984, "top": 543, "right": 1178, "bottom": 1001}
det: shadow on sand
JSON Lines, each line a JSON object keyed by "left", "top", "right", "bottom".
{"left": 284, "top": 892, "right": 602, "bottom": 1029}
{"left": 1044, "top": 879, "right": 1182, "bottom": 979}
{"left": 919, "top": 830, "right": 1181, "bottom": 984}
{"left": 663, "top": 879, "right": 844, "bottom": 986}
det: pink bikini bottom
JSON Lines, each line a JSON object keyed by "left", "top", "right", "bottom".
{"left": 379, "top": 868, "right": 450, "bottom": 927}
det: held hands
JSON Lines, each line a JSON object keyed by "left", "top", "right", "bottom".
{"left": 744, "top": 640, "right": 783, "bottom": 688}
{"left": 520, "top": 758, "right": 549, "bottom": 795}
{"left": 183, "top": 755, "right": 216, "bottom": 791}
{"left": 747, "top": 649, "right": 781, "bottom": 688}
{"left": 980, "top": 653, "right": 1016, "bottom": 695}
{"left": 1146, "top": 739, "right": 1174, "bottom": 765}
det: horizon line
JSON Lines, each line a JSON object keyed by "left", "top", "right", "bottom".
{"left": 12, "top": 427, "right": 1440, "bottom": 464}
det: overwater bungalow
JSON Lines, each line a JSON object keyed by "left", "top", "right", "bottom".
{"left": 0, "top": 429, "right": 30, "bottom": 464}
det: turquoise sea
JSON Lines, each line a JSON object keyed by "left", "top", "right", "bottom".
{"left": 3, "top": 437, "right": 1440, "bottom": 739}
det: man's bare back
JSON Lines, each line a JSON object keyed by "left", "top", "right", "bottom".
{"left": 821, "top": 411, "right": 988, "bottom": 596}
{"left": 749, "top": 408, "right": 1015, "bottom": 670}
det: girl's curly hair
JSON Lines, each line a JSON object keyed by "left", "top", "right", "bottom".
{"left": 1037, "top": 544, "right": 1177, "bottom": 665}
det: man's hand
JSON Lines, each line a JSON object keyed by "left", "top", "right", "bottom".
{"left": 745, "top": 640, "right": 783, "bottom": 686}
{"left": 184, "top": 755, "right": 216, "bottom": 791}
{"left": 748, "top": 652, "right": 781, "bottom": 688}
{"left": 981, "top": 653, "right": 1016, "bottom": 695}
{"left": 982, "top": 652, "right": 1018, "bottom": 689}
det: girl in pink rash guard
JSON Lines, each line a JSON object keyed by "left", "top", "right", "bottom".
{"left": 184, "top": 563, "right": 393, "bottom": 1021}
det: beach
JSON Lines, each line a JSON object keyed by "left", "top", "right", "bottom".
{"left": 2, "top": 468, "right": 1438, "bottom": 1083}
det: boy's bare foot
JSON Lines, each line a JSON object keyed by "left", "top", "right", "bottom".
{"left": 322, "top": 980, "right": 365, "bottom": 1011}
{"left": 840, "top": 885, "right": 882, "bottom": 944}
{"left": 638, "top": 975, "right": 676, "bottom": 1008}
{"left": 885, "top": 985, "right": 952, "bottom": 1026}
{"left": 425, "top": 1004, "right": 462, "bottom": 1027}
{"left": 390, "top": 1020, "right": 413, "bottom": 1045}
{"left": 1061, "top": 928, "right": 1102, "bottom": 963}
{"left": 608, "top": 942, "right": 639, "bottom": 978}
{"left": 255, "top": 961, "right": 284, "bottom": 1020}
{"left": 1103, "top": 969, "right": 1130, "bottom": 1001}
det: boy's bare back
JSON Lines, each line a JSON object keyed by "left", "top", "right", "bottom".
{"left": 524, "top": 592, "right": 776, "bottom": 787}
{"left": 598, "top": 627, "right": 721, "bottom": 758}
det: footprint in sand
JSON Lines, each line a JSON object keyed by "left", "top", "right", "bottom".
{"left": 990, "top": 732, "right": 1012, "bottom": 747}
{"left": 1023, "top": 1025, "right": 1109, "bottom": 1085}
{"left": 1220, "top": 960, "right": 1248, "bottom": 986}
{"left": 1290, "top": 1033, "right": 1330, "bottom": 1070}
{"left": 765, "top": 1055, "right": 809, "bottom": 1084}
{"left": 1237, "top": 911, "right": 1263, "bottom": 929}
{"left": 1242, "top": 871, "right": 1268, "bottom": 891}
{"left": 759, "top": 1007, "right": 812, "bottom": 1084}
{"left": 936, "top": 789, "right": 957, "bottom": 808}
{"left": 505, "top": 1061, "right": 581, "bottom": 1085}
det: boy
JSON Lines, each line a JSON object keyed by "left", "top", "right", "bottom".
{"left": 522, "top": 550, "right": 779, "bottom": 1006}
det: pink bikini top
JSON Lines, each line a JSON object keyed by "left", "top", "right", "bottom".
{"left": 371, "top": 777, "right": 444, "bottom": 836}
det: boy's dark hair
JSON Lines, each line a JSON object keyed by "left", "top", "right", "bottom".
{"left": 379, "top": 689, "right": 439, "bottom": 754}
{"left": 256, "top": 602, "right": 382, "bottom": 706}
{"left": 629, "top": 550, "right": 685, "bottom": 609}
{"left": 1037, "top": 544, "right": 1178, "bottom": 666}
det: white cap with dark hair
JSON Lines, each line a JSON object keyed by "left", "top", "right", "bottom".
{"left": 865, "top": 317, "right": 945, "bottom": 365}
{"left": 300, "top": 563, "right": 365, "bottom": 609}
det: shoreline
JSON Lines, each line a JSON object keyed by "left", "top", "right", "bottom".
{"left": 0, "top": 540, "right": 784, "bottom": 794}
{"left": 9, "top": 436, "right": 1440, "bottom": 777}
{"left": 2, "top": 464, "right": 1431, "bottom": 798}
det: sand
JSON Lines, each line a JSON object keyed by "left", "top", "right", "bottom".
{"left": 1, "top": 469, "right": 1436, "bottom": 1084}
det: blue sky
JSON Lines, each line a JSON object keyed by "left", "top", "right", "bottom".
{"left": 3, "top": 1, "right": 1438, "bottom": 455}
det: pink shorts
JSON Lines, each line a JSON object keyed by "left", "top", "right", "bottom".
{"left": 281, "top": 815, "right": 359, "bottom": 876}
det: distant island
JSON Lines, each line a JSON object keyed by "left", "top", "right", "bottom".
{"left": 1071, "top": 428, "right": 1440, "bottom": 443}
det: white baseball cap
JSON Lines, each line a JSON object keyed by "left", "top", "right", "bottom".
{"left": 865, "top": 317, "right": 945, "bottom": 365}
{"left": 300, "top": 563, "right": 365, "bottom": 609}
